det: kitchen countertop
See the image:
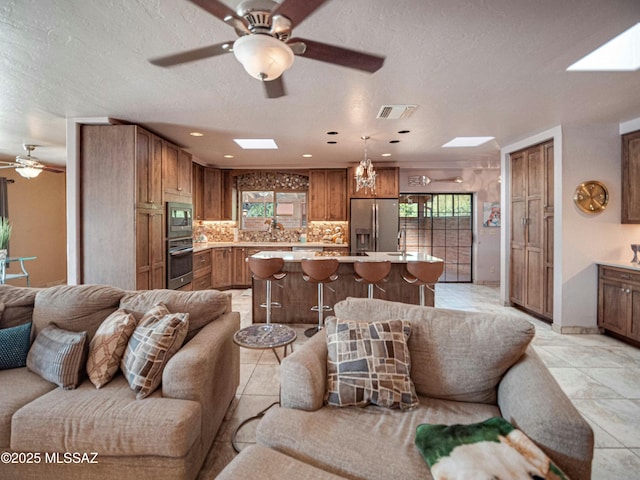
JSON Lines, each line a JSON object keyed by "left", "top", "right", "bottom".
{"left": 251, "top": 250, "right": 444, "bottom": 264}
{"left": 597, "top": 260, "right": 640, "bottom": 272}
{"left": 193, "top": 242, "right": 349, "bottom": 253}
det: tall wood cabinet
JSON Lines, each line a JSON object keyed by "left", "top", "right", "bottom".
{"left": 308, "top": 169, "right": 347, "bottom": 221}
{"left": 622, "top": 130, "right": 640, "bottom": 224}
{"left": 510, "top": 141, "right": 554, "bottom": 320}
{"left": 81, "top": 124, "right": 189, "bottom": 290}
{"left": 163, "top": 145, "right": 192, "bottom": 202}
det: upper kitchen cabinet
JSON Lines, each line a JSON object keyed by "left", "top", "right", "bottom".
{"left": 622, "top": 130, "right": 640, "bottom": 224}
{"left": 348, "top": 166, "right": 399, "bottom": 199}
{"left": 309, "top": 169, "right": 347, "bottom": 221}
{"left": 135, "top": 129, "right": 163, "bottom": 209}
{"left": 163, "top": 143, "right": 193, "bottom": 202}
{"left": 193, "top": 166, "right": 233, "bottom": 221}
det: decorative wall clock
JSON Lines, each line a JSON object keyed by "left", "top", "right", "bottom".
{"left": 573, "top": 181, "right": 609, "bottom": 214}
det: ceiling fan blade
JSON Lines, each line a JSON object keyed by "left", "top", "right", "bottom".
{"left": 264, "top": 76, "right": 286, "bottom": 99}
{"left": 187, "top": 0, "right": 238, "bottom": 22}
{"left": 272, "top": 0, "right": 329, "bottom": 27}
{"left": 41, "top": 166, "right": 65, "bottom": 173}
{"left": 289, "top": 38, "right": 385, "bottom": 73}
{"left": 149, "top": 42, "right": 233, "bottom": 67}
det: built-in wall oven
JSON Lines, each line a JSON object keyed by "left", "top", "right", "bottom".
{"left": 166, "top": 202, "right": 194, "bottom": 289}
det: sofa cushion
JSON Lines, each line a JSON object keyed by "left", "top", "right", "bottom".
{"left": 333, "top": 298, "right": 535, "bottom": 404}
{"left": 32, "top": 284, "right": 125, "bottom": 341}
{"left": 0, "top": 367, "right": 56, "bottom": 448}
{"left": 10, "top": 375, "right": 201, "bottom": 457}
{"left": 121, "top": 304, "right": 189, "bottom": 399}
{"left": 415, "top": 417, "right": 570, "bottom": 480}
{"left": 0, "top": 322, "right": 31, "bottom": 370}
{"left": 257, "top": 396, "right": 501, "bottom": 480}
{"left": 119, "top": 289, "right": 229, "bottom": 342}
{"left": 27, "top": 324, "right": 88, "bottom": 389}
{"left": 87, "top": 309, "right": 136, "bottom": 388}
{"left": 0, "top": 284, "right": 38, "bottom": 332}
{"left": 325, "top": 317, "right": 417, "bottom": 410}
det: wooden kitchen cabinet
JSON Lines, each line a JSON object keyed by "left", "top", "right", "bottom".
{"left": 163, "top": 143, "right": 192, "bottom": 202}
{"left": 192, "top": 249, "right": 213, "bottom": 290}
{"left": 309, "top": 169, "right": 347, "bottom": 220}
{"left": 348, "top": 166, "right": 399, "bottom": 199}
{"left": 193, "top": 162, "right": 205, "bottom": 221}
{"left": 233, "top": 247, "right": 260, "bottom": 287}
{"left": 81, "top": 124, "right": 169, "bottom": 290}
{"left": 212, "top": 247, "right": 233, "bottom": 289}
{"left": 509, "top": 140, "right": 554, "bottom": 320}
{"left": 193, "top": 167, "right": 233, "bottom": 221}
{"left": 622, "top": 130, "right": 640, "bottom": 224}
{"left": 598, "top": 265, "right": 640, "bottom": 342}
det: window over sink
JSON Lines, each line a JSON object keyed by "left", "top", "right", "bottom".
{"left": 240, "top": 191, "right": 307, "bottom": 231}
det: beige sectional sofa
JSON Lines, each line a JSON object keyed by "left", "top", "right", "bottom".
{"left": 244, "top": 298, "right": 594, "bottom": 480}
{"left": 0, "top": 284, "right": 240, "bottom": 480}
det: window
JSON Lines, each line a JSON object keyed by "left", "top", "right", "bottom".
{"left": 241, "top": 191, "right": 307, "bottom": 230}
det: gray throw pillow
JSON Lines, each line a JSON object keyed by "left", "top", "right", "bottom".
{"left": 26, "top": 324, "right": 88, "bottom": 389}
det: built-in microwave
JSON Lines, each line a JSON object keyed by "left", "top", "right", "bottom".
{"left": 167, "top": 202, "right": 193, "bottom": 238}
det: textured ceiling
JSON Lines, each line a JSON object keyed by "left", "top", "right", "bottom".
{"left": 1, "top": 0, "right": 639, "bottom": 170}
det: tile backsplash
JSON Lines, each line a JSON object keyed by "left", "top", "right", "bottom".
{"left": 194, "top": 220, "right": 349, "bottom": 244}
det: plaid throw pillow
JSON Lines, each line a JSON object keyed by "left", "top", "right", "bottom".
{"left": 121, "top": 303, "right": 189, "bottom": 399}
{"left": 87, "top": 309, "right": 136, "bottom": 388}
{"left": 325, "top": 317, "right": 418, "bottom": 410}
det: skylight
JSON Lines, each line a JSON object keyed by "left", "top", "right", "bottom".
{"left": 442, "top": 137, "right": 495, "bottom": 148}
{"left": 567, "top": 23, "right": 640, "bottom": 71}
{"left": 233, "top": 139, "right": 279, "bottom": 149}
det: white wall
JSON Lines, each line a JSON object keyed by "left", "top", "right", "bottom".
{"left": 501, "top": 121, "right": 640, "bottom": 332}
{"left": 399, "top": 167, "right": 501, "bottom": 284}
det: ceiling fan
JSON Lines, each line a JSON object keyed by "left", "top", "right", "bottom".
{"left": 0, "top": 145, "right": 65, "bottom": 179}
{"left": 149, "top": 0, "right": 385, "bottom": 98}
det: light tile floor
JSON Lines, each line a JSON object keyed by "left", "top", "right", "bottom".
{"left": 198, "top": 284, "right": 640, "bottom": 480}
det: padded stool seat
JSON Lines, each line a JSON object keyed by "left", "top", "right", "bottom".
{"left": 354, "top": 260, "right": 391, "bottom": 299}
{"left": 248, "top": 257, "right": 287, "bottom": 324}
{"left": 402, "top": 260, "right": 445, "bottom": 306}
{"left": 301, "top": 258, "right": 339, "bottom": 337}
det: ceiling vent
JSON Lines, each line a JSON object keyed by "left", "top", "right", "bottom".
{"left": 376, "top": 104, "right": 418, "bottom": 120}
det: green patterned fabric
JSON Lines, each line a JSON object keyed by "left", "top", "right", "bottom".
{"left": 0, "top": 322, "right": 31, "bottom": 369}
{"left": 415, "top": 417, "right": 570, "bottom": 479}
{"left": 325, "top": 317, "right": 417, "bottom": 410}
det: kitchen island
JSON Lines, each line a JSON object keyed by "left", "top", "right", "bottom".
{"left": 250, "top": 251, "right": 443, "bottom": 324}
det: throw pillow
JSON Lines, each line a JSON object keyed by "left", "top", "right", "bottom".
{"left": 415, "top": 417, "right": 570, "bottom": 480}
{"left": 86, "top": 309, "right": 136, "bottom": 388}
{"left": 0, "top": 322, "right": 31, "bottom": 370}
{"left": 325, "top": 317, "right": 418, "bottom": 410}
{"left": 121, "top": 303, "right": 189, "bottom": 399}
{"left": 26, "top": 324, "right": 88, "bottom": 389}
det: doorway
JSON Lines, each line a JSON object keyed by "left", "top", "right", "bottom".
{"left": 399, "top": 193, "right": 473, "bottom": 282}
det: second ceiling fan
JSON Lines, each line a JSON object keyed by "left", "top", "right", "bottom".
{"left": 149, "top": 0, "right": 385, "bottom": 98}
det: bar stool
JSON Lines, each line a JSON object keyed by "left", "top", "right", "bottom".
{"left": 354, "top": 260, "right": 391, "bottom": 299}
{"left": 301, "top": 258, "right": 339, "bottom": 337}
{"left": 402, "top": 261, "right": 445, "bottom": 306}
{"left": 248, "top": 257, "right": 287, "bottom": 324}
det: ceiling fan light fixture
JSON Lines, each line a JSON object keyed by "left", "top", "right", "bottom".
{"left": 16, "top": 166, "right": 42, "bottom": 179}
{"left": 233, "top": 34, "right": 294, "bottom": 81}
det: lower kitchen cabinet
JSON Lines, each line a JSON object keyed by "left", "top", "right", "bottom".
{"left": 193, "top": 249, "right": 213, "bottom": 291}
{"left": 598, "top": 265, "right": 640, "bottom": 343}
{"left": 212, "top": 247, "right": 233, "bottom": 289}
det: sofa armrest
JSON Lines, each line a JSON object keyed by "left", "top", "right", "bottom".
{"left": 162, "top": 311, "right": 240, "bottom": 450}
{"left": 280, "top": 329, "right": 327, "bottom": 411}
{"left": 498, "top": 347, "right": 594, "bottom": 480}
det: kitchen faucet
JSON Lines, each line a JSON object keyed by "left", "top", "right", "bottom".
{"left": 397, "top": 228, "right": 407, "bottom": 255}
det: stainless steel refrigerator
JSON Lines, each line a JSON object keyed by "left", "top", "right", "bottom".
{"left": 350, "top": 198, "right": 399, "bottom": 252}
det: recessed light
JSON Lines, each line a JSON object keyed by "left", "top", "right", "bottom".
{"left": 326, "top": 131, "right": 339, "bottom": 135}
{"left": 567, "top": 22, "right": 640, "bottom": 71}
{"left": 302, "top": 154, "right": 313, "bottom": 158}
{"left": 397, "top": 130, "right": 410, "bottom": 134}
{"left": 389, "top": 140, "right": 400, "bottom": 144}
{"left": 223, "top": 154, "right": 234, "bottom": 159}
{"left": 190, "top": 132, "right": 204, "bottom": 137}
{"left": 233, "top": 138, "right": 278, "bottom": 149}
{"left": 442, "top": 136, "right": 495, "bottom": 147}
{"left": 327, "top": 141, "right": 337, "bottom": 144}
{"left": 381, "top": 153, "right": 392, "bottom": 157}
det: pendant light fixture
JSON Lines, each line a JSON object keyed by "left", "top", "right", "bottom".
{"left": 355, "top": 136, "right": 376, "bottom": 193}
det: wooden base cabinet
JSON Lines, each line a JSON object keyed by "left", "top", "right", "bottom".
{"left": 598, "top": 266, "right": 640, "bottom": 342}
{"left": 212, "top": 247, "right": 233, "bottom": 289}
{"left": 193, "top": 249, "right": 213, "bottom": 291}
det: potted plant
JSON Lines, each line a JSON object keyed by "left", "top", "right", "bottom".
{"left": 0, "top": 217, "right": 12, "bottom": 263}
